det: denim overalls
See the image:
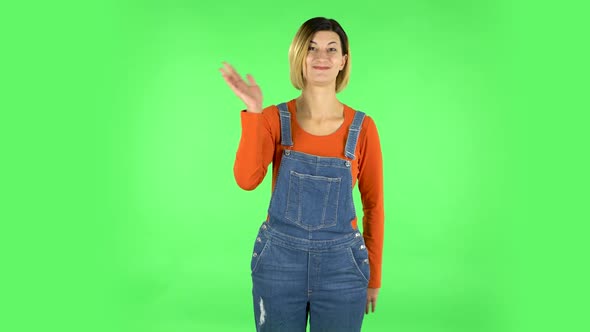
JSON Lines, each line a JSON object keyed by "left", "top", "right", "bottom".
{"left": 251, "top": 102, "right": 370, "bottom": 331}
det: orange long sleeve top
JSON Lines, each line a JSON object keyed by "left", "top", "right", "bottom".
{"left": 234, "top": 98, "right": 384, "bottom": 288}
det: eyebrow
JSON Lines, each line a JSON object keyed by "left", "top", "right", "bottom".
{"left": 310, "top": 41, "right": 339, "bottom": 45}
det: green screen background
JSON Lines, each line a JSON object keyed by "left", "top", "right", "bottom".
{"left": 2, "top": 0, "right": 588, "bottom": 331}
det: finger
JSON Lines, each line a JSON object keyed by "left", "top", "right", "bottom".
{"left": 220, "top": 62, "right": 234, "bottom": 77}
{"left": 222, "top": 61, "right": 232, "bottom": 72}
{"left": 224, "top": 66, "right": 248, "bottom": 90}
{"left": 224, "top": 62, "right": 242, "bottom": 79}
{"left": 220, "top": 65, "right": 239, "bottom": 83}
{"left": 246, "top": 74, "right": 258, "bottom": 86}
{"left": 220, "top": 62, "right": 254, "bottom": 103}
{"left": 220, "top": 63, "right": 238, "bottom": 81}
{"left": 220, "top": 72, "right": 248, "bottom": 99}
{"left": 220, "top": 67, "right": 233, "bottom": 81}
{"left": 220, "top": 68, "right": 248, "bottom": 94}
{"left": 365, "top": 301, "right": 369, "bottom": 314}
{"left": 372, "top": 299, "right": 377, "bottom": 312}
{"left": 224, "top": 63, "right": 252, "bottom": 89}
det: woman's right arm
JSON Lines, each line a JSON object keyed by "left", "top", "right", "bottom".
{"left": 233, "top": 109, "right": 276, "bottom": 190}
{"left": 220, "top": 62, "right": 276, "bottom": 190}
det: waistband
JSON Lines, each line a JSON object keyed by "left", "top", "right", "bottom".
{"left": 258, "top": 222, "right": 363, "bottom": 252}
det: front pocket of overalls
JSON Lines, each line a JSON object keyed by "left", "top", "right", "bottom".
{"left": 284, "top": 170, "right": 342, "bottom": 230}
{"left": 347, "top": 243, "right": 370, "bottom": 283}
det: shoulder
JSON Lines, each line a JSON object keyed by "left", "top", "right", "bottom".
{"left": 260, "top": 103, "right": 282, "bottom": 123}
{"left": 262, "top": 99, "right": 295, "bottom": 115}
{"left": 347, "top": 108, "right": 380, "bottom": 148}
{"left": 262, "top": 99, "right": 298, "bottom": 121}
{"left": 359, "top": 114, "right": 379, "bottom": 146}
{"left": 257, "top": 100, "right": 295, "bottom": 139}
{"left": 351, "top": 110, "right": 382, "bottom": 163}
{"left": 345, "top": 105, "right": 378, "bottom": 134}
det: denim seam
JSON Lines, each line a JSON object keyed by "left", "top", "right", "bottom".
{"left": 297, "top": 174, "right": 303, "bottom": 223}
{"left": 332, "top": 179, "right": 341, "bottom": 227}
{"left": 349, "top": 168, "right": 356, "bottom": 221}
{"left": 283, "top": 155, "right": 351, "bottom": 169}
{"left": 251, "top": 240, "right": 270, "bottom": 275}
{"left": 264, "top": 225, "right": 363, "bottom": 251}
{"left": 321, "top": 181, "right": 330, "bottom": 224}
{"left": 284, "top": 169, "right": 294, "bottom": 223}
{"left": 347, "top": 247, "right": 369, "bottom": 283}
{"left": 269, "top": 150, "right": 289, "bottom": 220}
{"left": 286, "top": 171, "right": 341, "bottom": 231}
{"left": 290, "top": 171, "right": 342, "bottom": 182}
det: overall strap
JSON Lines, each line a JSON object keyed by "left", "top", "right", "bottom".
{"left": 344, "top": 111, "right": 366, "bottom": 160}
{"left": 276, "top": 102, "right": 294, "bottom": 147}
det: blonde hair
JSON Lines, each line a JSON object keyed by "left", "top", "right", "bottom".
{"left": 288, "top": 17, "right": 351, "bottom": 93}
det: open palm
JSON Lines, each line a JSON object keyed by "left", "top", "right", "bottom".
{"left": 220, "top": 62, "right": 263, "bottom": 113}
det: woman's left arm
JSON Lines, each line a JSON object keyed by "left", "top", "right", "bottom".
{"left": 357, "top": 115, "right": 385, "bottom": 313}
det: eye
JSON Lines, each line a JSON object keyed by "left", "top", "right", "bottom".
{"left": 308, "top": 46, "right": 316, "bottom": 51}
{"left": 329, "top": 48, "right": 338, "bottom": 52}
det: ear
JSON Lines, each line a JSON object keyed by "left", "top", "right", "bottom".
{"left": 340, "top": 54, "right": 348, "bottom": 70}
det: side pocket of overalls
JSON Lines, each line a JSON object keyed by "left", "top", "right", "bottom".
{"left": 347, "top": 242, "right": 371, "bottom": 283}
{"left": 251, "top": 233, "right": 270, "bottom": 274}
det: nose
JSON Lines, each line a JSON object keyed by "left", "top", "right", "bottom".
{"left": 312, "top": 49, "right": 330, "bottom": 59}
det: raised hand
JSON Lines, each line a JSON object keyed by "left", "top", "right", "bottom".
{"left": 220, "top": 62, "right": 263, "bottom": 114}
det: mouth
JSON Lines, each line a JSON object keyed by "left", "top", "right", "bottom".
{"left": 312, "top": 66, "right": 330, "bottom": 70}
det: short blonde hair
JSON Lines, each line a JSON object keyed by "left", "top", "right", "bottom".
{"left": 288, "top": 17, "right": 351, "bottom": 93}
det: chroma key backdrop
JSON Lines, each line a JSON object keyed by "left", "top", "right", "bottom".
{"left": 2, "top": 1, "right": 587, "bottom": 332}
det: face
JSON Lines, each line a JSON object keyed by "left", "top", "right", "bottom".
{"left": 302, "top": 30, "right": 347, "bottom": 87}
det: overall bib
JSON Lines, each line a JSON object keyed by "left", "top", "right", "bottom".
{"left": 251, "top": 102, "right": 370, "bottom": 332}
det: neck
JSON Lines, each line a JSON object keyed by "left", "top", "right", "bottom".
{"left": 296, "top": 85, "right": 341, "bottom": 118}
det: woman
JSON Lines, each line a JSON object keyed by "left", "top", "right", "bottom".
{"left": 220, "top": 17, "right": 384, "bottom": 331}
